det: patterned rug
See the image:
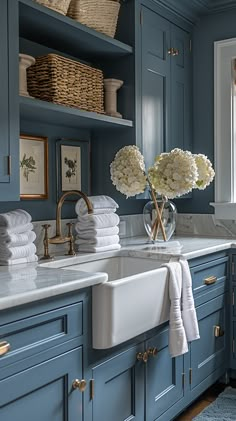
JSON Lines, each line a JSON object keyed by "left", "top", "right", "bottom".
{"left": 193, "top": 387, "right": 236, "bottom": 420}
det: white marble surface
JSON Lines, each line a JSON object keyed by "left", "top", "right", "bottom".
{"left": 176, "top": 213, "right": 236, "bottom": 238}
{"left": 0, "top": 264, "right": 107, "bottom": 311}
{"left": 0, "top": 234, "right": 235, "bottom": 311}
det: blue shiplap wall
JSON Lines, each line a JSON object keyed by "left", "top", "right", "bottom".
{"left": 177, "top": 8, "right": 236, "bottom": 214}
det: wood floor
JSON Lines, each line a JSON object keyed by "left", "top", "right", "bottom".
{"left": 175, "top": 381, "right": 236, "bottom": 420}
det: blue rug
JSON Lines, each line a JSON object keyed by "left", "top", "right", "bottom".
{"left": 193, "top": 387, "right": 236, "bottom": 420}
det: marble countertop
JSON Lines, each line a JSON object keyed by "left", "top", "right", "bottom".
{"left": 0, "top": 235, "right": 235, "bottom": 311}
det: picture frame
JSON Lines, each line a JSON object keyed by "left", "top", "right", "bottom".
{"left": 20, "top": 134, "right": 48, "bottom": 199}
{"left": 56, "top": 138, "right": 91, "bottom": 200}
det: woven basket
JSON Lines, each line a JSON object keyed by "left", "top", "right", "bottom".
{"left": 27, "top": 54, "right": 104, "bottom": 114}
{"left": 67, "top": 0, "right": 120, "bottom": 38}
{"left": 34, "top": 0, "right": 71, "bottom": 15}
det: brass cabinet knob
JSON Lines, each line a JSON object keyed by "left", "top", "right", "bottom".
{"left": 168, "top": 47, "right": 179, "bottom": 56}
{"left": 72, "top": 379, "right": 87, "bottom": 392}
{"left": 147, "top": 347, "right": 158, "bottom": 357}
{"left": 214, "top": 325, "right": 225, "bottom": 337}
{"left": 0, "top": 341, "right": 10, "bottom": 356}
{"left": 136, "top": 351, "right": 149, "bottom": 363}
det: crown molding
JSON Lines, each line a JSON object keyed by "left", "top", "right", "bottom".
{"left": 155, "top": 0, "right": 236, "bottom": 23}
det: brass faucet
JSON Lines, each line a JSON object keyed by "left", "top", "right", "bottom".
{"left": 41, "top": 190, "right": 93, "bottom": 259}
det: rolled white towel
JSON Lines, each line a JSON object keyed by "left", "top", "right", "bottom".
{"left": 77, "top": 213, "right": 120, "bottom": 230}
{"left": 78, "top": 244, "right": 121, "bottom": 253}
{"left": 75, "top": 226, "right": 119, "bottom": 238}
{"left": 75, "top": 195, "right": 118, "bottom": 216}
{"left": 0, "top": 243, "right": 37, "bottom": 259}
{"left": 76, "top": 235, "right": 120, "bottom": 248}
{"left": 0, "top": 222, "right": 34, "bottom": 236}
{"left": 0, "top": 231, "right": 36, "bottom": 247}
{"left": 0, "top": 209, "right": 31, "bottom": 228}
{"left": 0, "top": 254, "right": 38, "bottom": 266}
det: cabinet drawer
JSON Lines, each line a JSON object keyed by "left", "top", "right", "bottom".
{"left": 190, "top": 256, "right": 228, "bottom": 297}
{"left": 0, "top": 302, "right": 82, "bottom": 372}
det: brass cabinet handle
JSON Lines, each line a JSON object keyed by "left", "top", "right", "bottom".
{"left": 0, "top": 341, "right": 10, "bottom": 356}
{"left": 214, "top": 325, "right": 225, "bottom": 337}
{"left": 72, "top": 379, "right": 87, "bottom": 392}
{"left": 147, "top": 347, "right": 158, "bottom": 357}
{"left": 136, "top": 351, "right": 149, "bottom": 363}
{"left": 168, "top": 47, "right": 179, "bottom": 56}
{"left": 204, "top": 275, "right": 217, "bottom": 285}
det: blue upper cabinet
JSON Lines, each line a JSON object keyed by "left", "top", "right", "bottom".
{"left": 0, "top": 0, "right": 19, "bottom": 201}
{"left": 170, "top": 25, "right": 192, "bottom": 152}
{"left": 137, "top": 2, "right": 192, "bottom": 170}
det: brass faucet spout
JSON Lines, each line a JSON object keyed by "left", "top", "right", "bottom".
{"left": 55, "top": 190, "right": 93, "bottom": 238}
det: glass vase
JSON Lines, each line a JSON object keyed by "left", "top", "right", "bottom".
{"left": 143, "top": 197, "right": 177, "bottom": 242}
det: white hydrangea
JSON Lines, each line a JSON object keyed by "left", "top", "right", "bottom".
{"left": 110, "top": 146, "right": 147, "bottom": 197}
{"left": 148, "top": 148, "right": 198, "bottom": 199}
{"left": 194, "top": 154, "right": 215, "bottom": 190}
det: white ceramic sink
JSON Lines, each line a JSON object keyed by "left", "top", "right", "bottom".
{"left": 62, "top": 255, "right": 170, "bottom": 349}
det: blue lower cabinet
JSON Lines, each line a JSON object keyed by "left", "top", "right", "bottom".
{"left": 145, "top": 328, "right": 184, "bottom": 421}
{"left": 190, "top": 294, "right": 227, "bottom": 394}
{"left": 91, "top": 345, "right": 145, "bottom": 421}
{"left": 0, "top": 347, "right": 83, "bottom": 421}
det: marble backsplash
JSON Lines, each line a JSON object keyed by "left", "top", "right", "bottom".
{"left": 33, "top": 212, "right": 236, "bottom": 256}
{"left": 176, "top": 213, "right": 236, "bottom": 238}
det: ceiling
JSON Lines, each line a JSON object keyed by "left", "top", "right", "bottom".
{"left": 158, "top": 0, "right": 236, "bottom": 23}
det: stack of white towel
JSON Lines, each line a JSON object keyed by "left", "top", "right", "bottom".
{"left": 75, "top": 195, "right": 121, "bottom": 253}
{"left": 0, "top": 209, "right": 38, "bottom": 265}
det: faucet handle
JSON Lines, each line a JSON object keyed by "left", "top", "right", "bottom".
{"left": 41, "top": 224, "right": 53, "bottom": 260}
{"left": 66, "top": 222, "right": 76, "bottom": 256}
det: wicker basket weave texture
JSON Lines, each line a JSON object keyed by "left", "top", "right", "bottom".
{"left": 34, "top": 0, "right": 72, "bottom": 15}
{"left": 67, "top": 0, "right": 120, "bottom": 38}
{"left": 27, "top": 54, "right": 104, "bottom": 114}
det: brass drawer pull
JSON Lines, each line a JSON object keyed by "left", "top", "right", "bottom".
{"left": 0, "top": 341, "right": 10, "bottom": 356}
{"left": 147, "top": 347, "right": 158, "bottom": 357}
{"left": 136, "top": 351, "right": 149, "bottom": 363}
{"left": 214, "top": 326, "right": 225, "bottom": 337}
{"left": 204, "top": 275, "right": 217, "bottom": 285}
{"left": 72, "top": 379, "right": 87, "bottom": 392}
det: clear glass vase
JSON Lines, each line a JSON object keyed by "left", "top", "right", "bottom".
{"left": 143, "top": 197, "right": 177, "bottom": 242}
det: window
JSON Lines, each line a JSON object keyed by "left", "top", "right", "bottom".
{"left": 211, "top": 38, "right": 236, "bottom": 219}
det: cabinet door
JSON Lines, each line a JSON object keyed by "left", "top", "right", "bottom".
{"left": 0, "top": 0, "right": 19, "bottom": 200}
{"left": 146, "top": 328, "right": 184, "bottom": 421}
{"left": 141, "top": 6, "right": 171, "bottom": 170}
{"left": 169, "top": 25, "right": 192, "bottom": 152}
{"left": 190, "top": 294, "right": 227, "bottom": 390}
{"left": 0, "top": 347, "right": 83, "bottom": 421}
{"left": 92, "top": 345, "right": 144, "bottom": 421}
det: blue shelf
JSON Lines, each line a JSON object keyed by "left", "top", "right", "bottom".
{"left": 19, "top": 0, "right": 133, "bottom": 59}
{"left": 19, "top": 96, "right": 133, "bottom": 130}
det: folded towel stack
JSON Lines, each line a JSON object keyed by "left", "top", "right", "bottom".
{"left": 75, "top": 195, "right": 121, "bottom": 253}
{"left": 0, "top": 209, "right": 38, "bottom": 265}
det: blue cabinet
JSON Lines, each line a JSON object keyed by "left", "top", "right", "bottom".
{"left": 0, "top": 0, "right": 19, "bottom": 201}
{"left": 146, "top": 328, "right": 184, "bottom": 421}
{"left": 91, "top": 345, "right": 144, "bottom": 421}
{"left": 139, "top": 3, "right": 192, "bottom": 171}
{"left": 0, "top": 347, "right": 83, "bottom": 421}
{"left": 190, "top": 294, "right": 227, "bottom": 398}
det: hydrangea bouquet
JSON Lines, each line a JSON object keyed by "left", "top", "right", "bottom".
{"left": 110, "top": 146, "right": 215, "bottom": 241}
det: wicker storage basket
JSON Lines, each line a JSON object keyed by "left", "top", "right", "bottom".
{"left": 34, "top": 0, "right": 71, "bottom": 15}
{"left": 27, "top": 54, "right": 104, "bottom": 114}
{"left": 67, "top": 0, "right": 120, "bottom": 38}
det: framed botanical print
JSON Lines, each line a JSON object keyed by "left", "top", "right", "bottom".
{"left": 56, "top": 138, "right": 91, "bottom": 199}
{"left": 20, "top": 135, "right": 48, "bottom": 199}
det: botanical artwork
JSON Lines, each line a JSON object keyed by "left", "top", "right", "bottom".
{"left": 61, "top": 145, "right": 81, "bottom": 191}
{"left": 20, "top": 135, "right": 48, "bottom": 199}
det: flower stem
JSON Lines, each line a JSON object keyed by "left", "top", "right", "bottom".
{"left": 148, "top": 181, "right": 167, "bottom": 241}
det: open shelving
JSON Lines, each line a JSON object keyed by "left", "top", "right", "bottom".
{"left": 19, "top": 96, "right": 133, "bottom": 130}
{"left": 19, "top": 0, "right": 133, "bottom": 60}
